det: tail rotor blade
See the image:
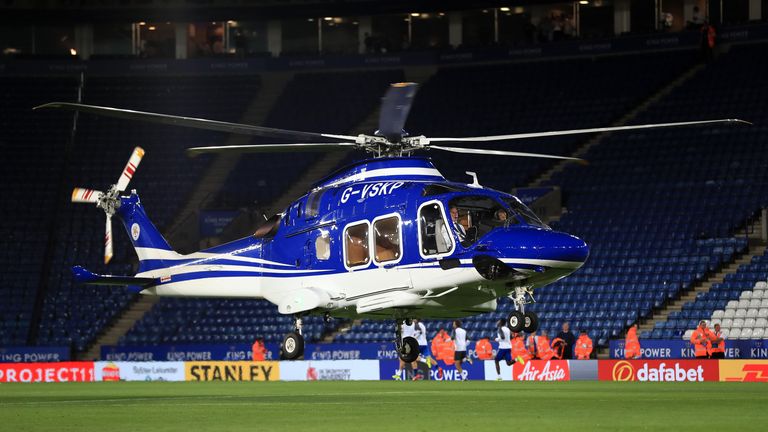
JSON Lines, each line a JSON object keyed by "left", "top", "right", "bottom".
{"left": 116, "top": 146, "right": 145, "bottom": 191}
{"left": 72, "top": 187, "right": 103, "bottom": 203}
{"left": 105, "top": 214, "right": 113, "bottom": 265}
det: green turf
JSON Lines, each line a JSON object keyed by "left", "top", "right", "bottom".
{"left": 1, "top": 381, "right": 766, "bottom": 431}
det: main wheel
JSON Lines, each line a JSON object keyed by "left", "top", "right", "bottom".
{"left": 507, "top": 311, "right": 525, "bottom": 332}
{"left": 399, "top": 336, "right": 420, "bottom": 363}
{"left": 282, "top": 332, "right": 305, "bottom": 360}
{"left": 523, "top": 312, "right": 539, "bottom": 333}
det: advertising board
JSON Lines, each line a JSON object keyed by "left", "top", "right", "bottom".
{"left": 0, "top": 362, "right": 94, "bottom": 382}
{"left": 94, "top": 361, "right": 185, "bottom": 382}
{"left": 379, "top": 359, "right": 485, "bottom": 381}
{"left": 598, "top": 360, "right": 719, "bottom": 382}
{"left": 280, "top": 360, "right": 380, "bottom": 381}
{"left": 718, "top": 360, "right": 768, "bottom": 382}
{"left": 184, "top": 361, "right": 279, "bottom": 381}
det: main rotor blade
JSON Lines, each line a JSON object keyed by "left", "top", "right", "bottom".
{"left": 116, "top": 146, "right": 145, "bottom": 191}
{"left": 186, "top": 142, "right": 359, "bottom": 156}
{"left": 34, "top": 102, "right": 357, "bottom": 142}
{"left": 430, "top": 145, "right": 585, "bottom": 162}
{"left": 72, "top": 188, "right": 103, "bottom": 203}
{"left": 377, "top": 82, "right": 418, "bottom": 143}
{"left": 428, "top": 119, "right": 751, "bottom": 143}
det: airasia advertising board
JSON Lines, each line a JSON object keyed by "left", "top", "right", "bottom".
{"left": 718, "top": 360, "right": 768, "bottom": 382}
{"left": 598, "top": 360, "right": 719, "bottom": 382}
{"left": 511, "top": 360, "right": 571, "bottom": 381}
{"left": 0, "top": 362, "right": 95, "bottom": 383}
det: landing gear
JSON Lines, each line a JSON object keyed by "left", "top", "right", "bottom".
{"left": 394, "top": 319, "right": 420, "bottom": 363}
{"left": 507, "top": 311, "right": 525, "bottom": 332}
{"left": 523, "top": 312, "right": 539, "bottom": 333}
{"left": 282, "top": 316, "right": 305, "bottom": 360}
{"left": 508, "top": 286, "right": 539, "bottom": 333}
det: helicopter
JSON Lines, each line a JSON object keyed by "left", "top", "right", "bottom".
{"left": 36, "top": 82, "right": 747, "bottom": 361}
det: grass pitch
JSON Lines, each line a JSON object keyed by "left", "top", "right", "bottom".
{"left": 1, "top": 381, "right": 766, "bottom": 431}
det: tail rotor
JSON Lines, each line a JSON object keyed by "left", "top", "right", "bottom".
{"left": 71, "top": 146, "right": 145, "bottom": 264}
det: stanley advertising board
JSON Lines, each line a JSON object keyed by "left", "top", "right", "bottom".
{"left": 185, "top": 361, "right": 279, "bottom": 381}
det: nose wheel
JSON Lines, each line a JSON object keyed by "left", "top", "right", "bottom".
{"left": 282, "top": 315, "right": 305, "bottom": 360}
{"left": 508, "top": 287, "right": 539, "bottom": 333}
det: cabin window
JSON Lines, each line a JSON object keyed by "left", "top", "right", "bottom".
{"left": 373, "top": 216, "right": 401, "bottom": 263}
{"left": 419, "top": 202, "right": 453, "bottom": 256}
{"left": 344, "top": 222, "right": 370, "bottom": 268}
{"left": 315, "top": 233, "right": 330, "bottom": 260}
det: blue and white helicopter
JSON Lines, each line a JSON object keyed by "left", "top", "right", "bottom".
{"left": 37, "top": 83, "right": 746, "bottom": 361}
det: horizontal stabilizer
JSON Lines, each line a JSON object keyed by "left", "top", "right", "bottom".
{"left": 72, "top": 265, "right": 156, "bottom": 287}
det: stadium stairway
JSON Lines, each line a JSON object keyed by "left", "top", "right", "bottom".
{"left": 78, "top": 296, "right": 158, "bottom": 360}
{"left": 637, "top": 219, "right": 767, "bottom": 335}
{"left": 165, "top": 71, "right": 296, "bottom": 253}
{"left": 594, "top": 219, "right": 767, "bottom": 358}
{"left": 72, "top": 74, "right": 295, "bottom": 359}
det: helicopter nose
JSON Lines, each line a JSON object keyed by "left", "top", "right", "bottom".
{"left": 548, "top": 231, "right": 589, "bottom": 265}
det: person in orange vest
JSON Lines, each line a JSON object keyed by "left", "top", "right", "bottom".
{"left": 431, "top": 328, "right": 446, "bottom": 363}
{"left": 551, "top": 337, "right": 566, "bottom": 359}
{"left": 475, "top": 337, "right": 494, "bottom": 361}
{"left": 536, "top": 330, "right": 555, "bottom": 360}
{"left": 511, "top": 332, "right": 531, "bottom": 364}
{"left": 574, "top": 330, "right": 593, "bottom": 360}
{"left": 709, "top": 322, "right": 726, "bottom": 359}
{"left": 624, "top": 323, "right": 642, "bottom": 359}
{"left": 690, "top": 320, "right": 716, "bottom": 359}
{"left": 526, "top": 331, "right": 538, "bottom": 359}
{"left": 252, "top": 337, "right": 266, "bottom": 361}
{"left": 436, "top": 330, "right": 455, "bottom": 379}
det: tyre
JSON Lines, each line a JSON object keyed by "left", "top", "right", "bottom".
{"left": 507, "top": 311, "right": 524, "bottom": 332}
{"left": 399, "top": 336, "right": 420, "bottom": 363}
{"left": 282, "top": 332, "right": 305, "bottom": 360}
{"left": 523, "top": 312, "right": 539, "bottom": 333}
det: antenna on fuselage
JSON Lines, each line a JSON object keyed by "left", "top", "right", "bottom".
{"left": 466, "top": 171, "right": 481, "bottom": 188}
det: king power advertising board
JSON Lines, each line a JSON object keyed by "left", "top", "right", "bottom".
{"left": 379, "top": 359, "right": 486, "bottom": 381}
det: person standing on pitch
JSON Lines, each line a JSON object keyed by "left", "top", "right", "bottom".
{"left": 624, "top": 323, "right": 642, "bottom": 359}
{"left": 574, "top": 330, "right": 593, "bottom": 360}
{"left": 690, "top": 320, "right": 715, "bottom": 359}
{"left": 413, "top": 319, "right": 434, "bottom": 368}
{"left": 252, "top": 337, "right": 266, "bottom": 361}
{"left": 556, "top": 322, "right": 576, "bottom": 359}
{"left": 452, "top": 320, "right": 472, "bottom": 380}
{"left": 393, "top": 320, "right": 417, "bottom": 380}
{"left": 709, "top": 323, "right": 726, "bottom": 359}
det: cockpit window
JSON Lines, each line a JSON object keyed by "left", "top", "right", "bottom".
{"left": 447, "top": 196, "right": 515, "bottom": 246}
{"left": 305, "top": 191, "right": 323, "bottom": 218}
{"left": 504, "top": 197, "right": 547, "bottom": 228}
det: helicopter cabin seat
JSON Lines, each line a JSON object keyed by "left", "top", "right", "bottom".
{"left": 346, "top": 235, "right": 369, "bottom": 266}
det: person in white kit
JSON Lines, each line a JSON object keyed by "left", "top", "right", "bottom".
{"left": 413, "top": 319, "right": 434, "bottom": 369}
{"left": 494, "top": 319, "right": 514, "bottom": 380}
{"left": 393, "top": 321, "right": 417, "bottom": 380}
{"left": 451, "top": 320, "right": 473, "bottom": 380}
